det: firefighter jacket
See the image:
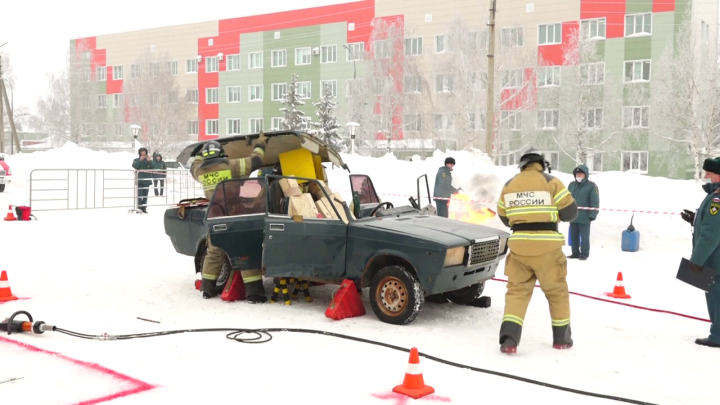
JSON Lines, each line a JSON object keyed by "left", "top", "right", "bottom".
{"left": 691, "top": 182, "right": 720, "bottom": 274}
{"left": 191, "top": 142, "right": 266, "bottom": 199}
{"left": 496, "top": 162, "right": 578, "bottom": 256}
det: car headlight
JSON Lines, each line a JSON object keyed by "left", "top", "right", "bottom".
{"left": 498, "top": 237, "right": 507, "bottom": 255}
{"left": 444, "top": 246, "right": 466, "bottom": 267}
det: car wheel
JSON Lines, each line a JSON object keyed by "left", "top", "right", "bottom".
{"left": 443, "top": 282, "right": 485, "bottom": 305}
{"left": 0, "top": 184, "right": 5, "bottom": 192}
{"left": 369, "top": 265, "right": 424, "bottom": 325}
{"left": 196, "top": 244, "right": 231, "bottom": 290}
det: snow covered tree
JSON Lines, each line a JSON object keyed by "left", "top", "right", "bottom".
{"left": 311, "top": 81, "right": 342, "bottom": 149}
{"left": 280, "top": 73, "right": 307, "bottom": 131}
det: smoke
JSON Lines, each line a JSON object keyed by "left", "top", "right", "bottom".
{"left": 461, "top": 172, "right": 502, "bottom": 207}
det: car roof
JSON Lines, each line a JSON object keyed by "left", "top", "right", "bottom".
{"left": 175, "top": 131, "right": 348, "bottom": 172}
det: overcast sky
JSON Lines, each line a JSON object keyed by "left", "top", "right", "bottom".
{"left": 0, "top": 0, "right": 354, "bottom": 113}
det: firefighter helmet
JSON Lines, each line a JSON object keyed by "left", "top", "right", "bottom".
{"left": 518, "top": 148, "right": 549, "bottom": 171}
{"left": 201, "top": 140, "right": 225, "bottom": 160}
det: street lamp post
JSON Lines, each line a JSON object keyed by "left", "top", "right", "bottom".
{"left": 346, "top": 122, "right": 359, "bottom": 155}
{"left": 4, "top": 79, "right": 13, "bottom": 154}
{"left": 130, "top": 124, "right": 141, "bottom": 152}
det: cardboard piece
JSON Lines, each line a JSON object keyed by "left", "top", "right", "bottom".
{"left": 279, "top": 178, "right": 302, "bottom": 197}
{"left": 330, "top": 192, "right": 353, "bottom": 222}
{"left": 288, "top": 194, "right": 319, "bottom": 218}
{"left": 308, "top": 180, "right": 332, "bottom": 201}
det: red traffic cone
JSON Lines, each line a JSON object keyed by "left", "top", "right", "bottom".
{"left": 605, "top": 272, "right": 632, "bottom": 299}
{"left": 324, "top": 279, "right": 365, "bottom": 320}
{"left": 3, "top": 205, "right": 16, "bottom": 221}
{"left": 393, "top": 347, "right": 435, "bottom": 399}
{"left": 221, "top": 271, "right": 246, "bottom": 302}
{"left": 0, "top": 271, "right": 19, "bottom": 302}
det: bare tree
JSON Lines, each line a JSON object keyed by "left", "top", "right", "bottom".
{"left": 651, "top": 10, "right": 720, "bottom": 180}
{"left": 123, "top": 51, "right": 195, "bottom": 154}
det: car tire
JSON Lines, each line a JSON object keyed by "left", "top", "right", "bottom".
{"left": 0, "top": 184, "right": 5, "bottom": 192}
{"left": 369, "top": 265, "right": 424, "bottom": 325}
{"left": 196, "top": 243, "right": 231, "bottom": 291}
{"left": 443, "top": 282, "right": 485, "bottom": 305}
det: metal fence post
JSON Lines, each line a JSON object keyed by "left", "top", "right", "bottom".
{"left": 128, "top": 170, "right": 142, "bottom": 214}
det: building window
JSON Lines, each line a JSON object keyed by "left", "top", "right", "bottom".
{"left": 297, "top": 81, "right": 312, "bottom": 99}
{"left": 538, "top": 23, "right": 562, "bottom": 45}
{"left": 472, "top": 72, "right": 488, "bottom": 89}
{"left": 538, "top": 66, "right": 560, "bottom": 87}
{"left": 227, "top": 119, "right": 242, "bottom": 135}
{"left": 150, "top": 92, "right": 161, "bottom": 106}
{"left": 537, "top": 109, "right": 559, "bottom": 129}
{"left": 502, "top": 69, "right": 522, "bottom": 88}
{"left": 206, "top": 88, "right": 219, "bottom": 104}
{"left": 496, "top": 152, "right": 521, "bottom": 166}
{"left": 249, "top": 52, "right": 263, "bottom": 69}
{"left": 115, "top": 122, "right": 124, "bottom": 136}
{"left": 81, "top": 123, "right": 90, "bottom": 136}
{"left": 624, "top": 60, "right": 651, "bottom": 82}
{"left": 434, "top": 113, "right": 453, "bottom": 130}
{"left": 272, "top": 83, "right": 287, "bottom": 101}
{"left": 188, "top": 120, "right": 199, "bottom": 136}
{"left": 405, "top": 76, "right": 423, "bottom": 93}
{"left": 404, "top": 114, "right": 422, "bottom": 131}
{"left": 249, "top": 85, "right": 263, "bottom": 101}
{"left": 82, "top": 51, "right": 92, "bottom": 61}
{"left": 435, "top": 35, "right": 449, "bottom": 53}
{"left": 501, "top": 111, "right": 522, "bottom": 130}
{"left": 625, "top": 13, "right": 652, "bottom": 37}
{"left": 186, "top": 59, "right": 197, "bottom": 74}
{"left": 586, "top": 153, "right": 603, "bottom": 172}
{"left": 130, "top": 94, "right": 139, "bottom": 107}
{"left": 583, "top": 108, "right": 603, "bottom": 128}
{"left": 227, "top": 86, "right": 241, "bottom": 103}
{"left": 581, "top": 18, "right": 606, "bottom": 40}
{"left": 346, "top": 42, "right": 364, "bottom": 61}
{"left": 623, "top": 106, "right": 649, "bottom": 128}
{"left": 404, "top": 37, "right": 423, "bottom": 56}
{"left": 113, "top": 66, "right": 123, "bottom": 80}
{"left": 622, "top": 151, "right": 649, "bottom": 172}
{"left": 469, "top": 31, "right": 488, "bottom": 52}
{"left": 249, "top": 118, "right": 264, "bottom": 133}
{"left": 113, "top": 93, "right": 123, "bottom": 109}
{"left": 186, "top": 89, "right": 199, "bottom": 104}
{"left": 167, "top": 61, "right": 178, "bottom": 75}
{"left": 97, "top": 94, "right": 107, "bottom": 109}
{"left": 501, "top": 27, "right": 523, "bottom": 48}
{"left": 206, "top": 119, "right": 219, "bottom": 135}
{"left": 470, "top": 112, "right": 486, "bottom": 130}
{"left": 227, "top": 54, "right": 241, "bottom": 71}
{"left": 271, "top": 50, "right": 287, "bottom": 67}
{"left": 702, "top": 21, "right": 710, "bottom": 43}
{"left": 131, "top": 64, "right": 140, "bottom": 78}
{"left": 206, "top": 57, "right": 219, "bottom": 73}
{"left": 271, "top": 117, "right": 283, "bottom": 130}
{"left": 436, "top": 74, "right": 453, "bottom": 92}
{"left": 373, "top": 40, "right": 390, "bottom": 59}
{"left": 580, "top": 62, "right": 605, "bottom": 85}
{"left": 97, "top": 67, "right": 106, "bottom": 82}
{"left": 540, "top": 151, "right": 560, "bottom": 170}
{"left": 150, "top": 62, "right": 160, "bottom": 77}
{"left": 83, "top": 68, "right": 91, "bottom": 82}
{"left": 97, "top": 123, "right": 106, "bottom": 137}
{"left": 296, "top": 48, "right": 311, "bottom": 65}
{"left": 320, "top": 80, "right": 337, "bottom": 97}
{"left": 321, "top": 45, "right": 337, "bottom": 63}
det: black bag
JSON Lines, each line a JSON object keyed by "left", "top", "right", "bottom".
{"left": 677, "top": 258, "right": 716, "bottom": 292}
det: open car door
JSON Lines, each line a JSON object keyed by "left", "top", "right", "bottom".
{"left": 349, "top": 174, "right": 381, "bottom": 219}
{"left": 262, "top": 177, "right": 347, "bottom": 279}
{"left": 206, "top": 178, "right": 266, "bottom": 271}
{"left": 417, "top": 174, "right": 437, "bottom": 215}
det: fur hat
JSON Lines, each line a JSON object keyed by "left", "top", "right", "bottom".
{"left": 444, "top": 157, "right": 456, "bottom": 165}
{"left": 703, "top": 157, "right": 720, "bottom": 175}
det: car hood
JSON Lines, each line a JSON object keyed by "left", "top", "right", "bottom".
{"left": 175, "top": 131, "right": 349, "bottom": 172}
{"left": 358, "top": 215, "right": 509, "bottom": 246}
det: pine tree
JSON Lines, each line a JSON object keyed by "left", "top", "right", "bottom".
{"left": 279, "top": 73, "right": 307, "bottom": 131}
{"left": 311, "top": 82, "right": 342, "bottom": 149}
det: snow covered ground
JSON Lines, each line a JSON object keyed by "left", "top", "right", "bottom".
{"left": 0, "top": 143, "right": 717, "bottom": 405}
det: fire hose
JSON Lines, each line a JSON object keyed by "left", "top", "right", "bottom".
{"left": 2, "top": 310, "right": 660, "bottom": 405}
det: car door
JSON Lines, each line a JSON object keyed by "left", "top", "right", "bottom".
{"left": 207, "top": 178, "right": 266, "bottom": 271}
{"left": 349, "top": 174, "right": 381, "bottom": 218}
{"left": 262, "top": 179, "right": 348, "bottom": 279}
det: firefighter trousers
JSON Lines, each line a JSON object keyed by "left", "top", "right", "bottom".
{"left": 500, "top": 249, "right": 570, "bottom": 344}
{"left": 202, "top": 232, "right": 263, "bottom": 284}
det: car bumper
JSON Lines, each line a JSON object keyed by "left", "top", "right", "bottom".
{"left": 0, "top": 177, "right": 10, "bottom": 184}
{"left": 426, "top": 260, "right": 500, "bottom": 294}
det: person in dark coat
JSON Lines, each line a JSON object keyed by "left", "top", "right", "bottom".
{"left": 681, "top": 157, "right": 720, "bottom": 348}
{"left": 132, "top": 147, "right": 153, "bottom": 213}
{"left": 433, "top": 157, "right": 459, "bottom": 218}
{"left": 567, "top": 164, "right": 599, "bottom": 260}
{"left": 151, "top": 153, "right": 167, "bottom": 196}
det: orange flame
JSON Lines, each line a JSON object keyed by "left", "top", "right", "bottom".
{"left": 448, "top": 193, "right": 497, "bottom": 225}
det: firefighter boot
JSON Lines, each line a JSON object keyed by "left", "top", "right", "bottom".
{"left": 201, "top": 278, "right": 221, "bottom": 299}
{"left": 552, "top": 324, "right": 573, "bottom": 350}
{"left": 499, "top": 321, "right": 522, "bottom": 354}
{"left": 245, "top": 280, "right": 268, "bottom": 304}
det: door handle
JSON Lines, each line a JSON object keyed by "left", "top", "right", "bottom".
{"left": 213, "top": 224, "right": 227, "bottom": 232}
{"left": 269, "top": 223, "right": 285, "bottom": 231}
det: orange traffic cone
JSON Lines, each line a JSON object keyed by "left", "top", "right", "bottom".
{"left": 392, "top": 347, "right": 435, "bottom": 399}
{"left": 3, "top": 205, "right": 16, "bottom": 221}
{"left": 605, "top": 272, "right": 631, "bottom": 299}
{"left": 0, "top": 271, "right": 18, "bottom": 302}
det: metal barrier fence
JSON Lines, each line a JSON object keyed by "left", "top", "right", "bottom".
{"left": 29, "top": 169, "right": 204, "bottom": 212}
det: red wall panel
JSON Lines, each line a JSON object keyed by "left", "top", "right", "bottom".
{"left": 653, "top": 0, "right": 675, "bottom": 13}
{"left": 537, "top": 21, "right": 580, "bottom": 66}
{"left": 580, "top": 0, "right": 625, "bottom": 39}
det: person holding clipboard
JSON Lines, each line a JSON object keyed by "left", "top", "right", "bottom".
{"left": 680, "top": 157, "right": 720, "bottom": 348}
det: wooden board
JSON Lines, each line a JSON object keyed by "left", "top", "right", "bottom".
{"left": 288, "top": 194, "right": 319, "bottom": 218}
{"left": 329, "top": 192, "right": 352, "bottom": 223}
{"left": 315, "top": 198, "right": 336, "bottom": 219}
{"left": 279, "top": 178, "right": 302, "bottom": 197}
{"left": 308, "top": 180, "right": 332, "bottom": 201}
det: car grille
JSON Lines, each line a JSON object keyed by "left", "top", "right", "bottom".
{"left": 468, "top": 239, "right": 500, "bottom": 266}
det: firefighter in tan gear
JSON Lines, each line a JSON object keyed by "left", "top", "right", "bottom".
{"left": 191, "top": 133, "right": 269, "bottom": 303}
{"left": 496, "top": 148, "right": 578, "bottom": 354}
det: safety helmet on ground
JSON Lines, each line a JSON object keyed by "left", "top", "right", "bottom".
{"left": 517, "top": 147, "right": 550, "bottom": 172}
{"left": 201, "top": 140, "right": 225, "bottom": 160}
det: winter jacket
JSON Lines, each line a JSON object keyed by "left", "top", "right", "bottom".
{"left": 433, "top": 166, "right": 458, "bottom": 199}
{"left": 567, "top": 164, "right": 599, "bottom": 224}
{"left": 690, "top": 182, "right": 720, "bottom": 274}
{"left": 152, "top": 154, "right": 167, "bottom": 179}
{"left": 132, "top": 148, "right": 154, "bottom": 184}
